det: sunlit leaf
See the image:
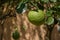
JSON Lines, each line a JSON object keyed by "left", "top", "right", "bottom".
{"left": 46, "top": 17, "right": 54, "bottom": 25}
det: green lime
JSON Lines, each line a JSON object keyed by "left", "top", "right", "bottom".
{"left": 28, "top": 10, "right": 45, "bottom": 25}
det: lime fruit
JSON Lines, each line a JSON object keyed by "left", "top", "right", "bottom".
{"left": 28, "top": 10, "right": 45, "bottom": 25}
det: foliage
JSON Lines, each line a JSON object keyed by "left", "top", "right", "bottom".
{"left": 0, "top": 0, "right": 60, "bottom": 25}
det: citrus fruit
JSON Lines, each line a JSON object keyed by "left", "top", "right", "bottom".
{"left": 28, "top": 10, "right": 45, "bottom": 25}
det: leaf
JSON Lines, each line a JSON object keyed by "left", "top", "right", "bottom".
{"left": 57, "top": 5, "right": 60, "bottom": 8}
{"left": 50, "top": 0, "right": 57, "bottom": 2}
{"left": 24, "top": 0, "right": 31, "bottom": 3}
{"left": 35, "top": 0, "right": 40, "bottom": 2}
{"left": 46, "top": 10, "right": 53, "bottom": 17}
{"left": 41, "top": 0, "right": 49, "bottom": 3}
{"left": 16, "top": 2, "right": 25, "bottom": 13}
{"left": 52, "top": 6, "right": 60, "bottom": 16}
{"left": 22, "top": 7, "right": 27, "bottom": 13}
{"left": 46, "top": 17, "right": 54, "bottom": 25}
{"left": 12, "top": 30, "right": 20, "bottom": 39}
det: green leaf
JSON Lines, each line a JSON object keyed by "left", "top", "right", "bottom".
{"left": 46, "top": 10, "right": 53, "bottom": 17}
{"left": 57, "top": 5, "right": 60, "bottom": 8}
{"left": 16, "top": 0, "right": 30, "bottom": 13}
{"left": 46, "top": 17, "right": 54, "bottom": 25}
{"left": 16, "top": 2, "right": 25, "bottom": 13}
{"left": 50, "top": 0, "right": 57, "bottom": 2}
{"left": 35, "top": 0, "right": 39, "bottom": 2}
{"left": 41, "top": 0, "right": 49, "bottom": 3}
{"left": 12, "top": 30, "right": 20, "bottom": 39}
